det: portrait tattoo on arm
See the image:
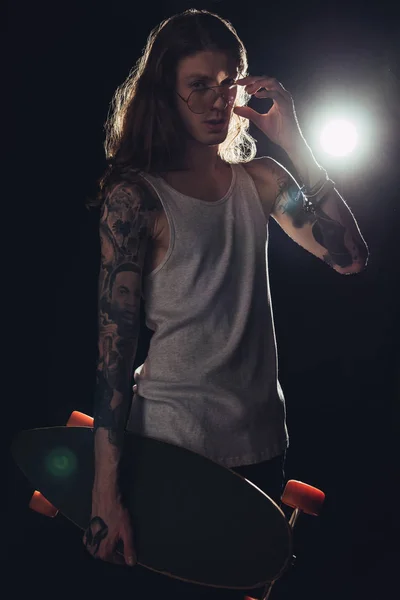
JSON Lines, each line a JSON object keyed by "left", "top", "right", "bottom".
{"left": 93, "top": 179, "right": 159, "bottom": 446}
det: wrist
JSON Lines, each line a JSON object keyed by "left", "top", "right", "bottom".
{"left": 93, "top": 475, "right": 120, "bottom": 495}
{"left": 281, "top": 133, "right": 307, "bottom": 157}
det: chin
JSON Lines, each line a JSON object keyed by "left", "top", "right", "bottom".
{"left": 202, "top": 131, "right": 229, "bottom": 145}
{"left": 187, "top": 123, "right": 229, "bottom": 147}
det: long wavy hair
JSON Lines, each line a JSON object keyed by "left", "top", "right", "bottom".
{"left": 87, "top": 9, "right": 256, "bottom": 209}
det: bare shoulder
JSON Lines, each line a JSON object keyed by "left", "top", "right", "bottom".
{"left": 243, "top": 156, "right": 289, "bottom": 185}
{"left": 101, "top": 173, "right": 163, "bottom": 240}
{"left": 243, "top": 156, "right": 272, "bottom": 178}
{"left": 243, "top": 156, "right": 290, "bottom": 216}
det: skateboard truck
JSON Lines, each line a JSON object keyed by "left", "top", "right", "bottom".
{"left": 256, "top": 480, "right": 325, "bottom": 600}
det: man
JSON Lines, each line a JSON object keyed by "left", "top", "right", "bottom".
{"left": 83, "top": 8, "right": 368, "bottom": 594}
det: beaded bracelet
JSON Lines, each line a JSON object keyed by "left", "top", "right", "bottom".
{"left": 297, "top": 176, "right": 336, "bottom": 214}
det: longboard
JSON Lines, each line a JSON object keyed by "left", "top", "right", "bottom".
{"left": 12, "top": 425, "right": 293, "bottom": 590}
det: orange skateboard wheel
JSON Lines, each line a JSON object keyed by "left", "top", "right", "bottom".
{"left": 281, "top": 480, "right": 325, "bottom": 516}
{"left": 29, "top": 490, "right": 58, "bottom": 518}
{"left": 66, "top": 411, "right": 94, "bottom": 428}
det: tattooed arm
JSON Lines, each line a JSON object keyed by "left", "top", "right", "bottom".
{"left": 93, "top": 178, "right": 157, "bottom": 485}
{"left": 250, "top": 148, "right": 369, "bottom": 274}
{"left": 83, "top": 176, "right": 160, "bottom": 565}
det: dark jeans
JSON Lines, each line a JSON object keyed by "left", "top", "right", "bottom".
{"left": 96, "top": 453, "right": 287, "bottom": 599}
{"left": 232, "top": 452, "right": 286, "bottom": 507}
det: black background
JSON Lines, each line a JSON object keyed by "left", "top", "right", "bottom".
{"left": 8, "top": 1, "right": 399, "bottom": 597}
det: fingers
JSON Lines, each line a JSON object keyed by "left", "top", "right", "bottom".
{"left": 112, "top": 549, "right": 127, "bottom": 565}
{"left": 84, "top": 542, "right": 126, "bottom": 565}
{"left": 233, "top": 105, "right": 266, "bottom": 129}
{"left": 236, "top": 76, "right": 291, "bottom": 100}
{"left": 124, "top": 532, "right": 137, "bottom": 566}
{"left": 83, "top": 532, "right": 127, "bottom": 566}
{"left": 254, "top": 89, "right": 282, "bottom": 100}
{"left": 83, "top": 511, "right": 136, "bottom": 567}
{"left": 116, "top": 531, "right": 137, "bottom": 566}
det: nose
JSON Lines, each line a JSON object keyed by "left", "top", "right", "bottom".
{"left": 123, "top": 296, "right": 136, "bottom": 310}
{"left": 212, "top": 92, "right": 228, "bottom": 111}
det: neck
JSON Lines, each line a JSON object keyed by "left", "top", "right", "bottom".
{"left": 183, "top": 141, "right": 223, "bottom": 174}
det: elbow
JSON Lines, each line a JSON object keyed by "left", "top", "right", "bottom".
{"left": 336, "top": 249, "right": 370, "bottom": 275}
{"left": 339, "top": 263, "right": 367, "bottom": 275}
{"left": 336, "top": 236, "right": 370, "bottom": 274}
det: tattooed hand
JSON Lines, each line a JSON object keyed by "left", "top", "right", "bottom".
{"left": 83, "top": 497, "right": 137, "bottom": 566}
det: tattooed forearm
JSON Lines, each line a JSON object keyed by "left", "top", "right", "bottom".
{"left": 274, "top": 178, "right": 366, "bottom": 270}
{"left": 94, "top": 368, "right": 134, "bottom": 447}
{"left": 311, "top": 203, "right": 352, "bottom": 267}
{"left": 94, "top": 255, "right": 141, "bottom": 446}
{"left": 93, "top": 177, "right": 158, "bottom": 448}
{"left": 270, "top": 142, "right": 368, "bottom": 272}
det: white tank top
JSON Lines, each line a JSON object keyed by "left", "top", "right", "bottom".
{"left": 126, "top": 162, "right": 288, "bottom": 467}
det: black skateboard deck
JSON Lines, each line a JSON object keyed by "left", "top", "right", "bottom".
{"left": 12, "top": 426, "right": 292, "bottom": 590}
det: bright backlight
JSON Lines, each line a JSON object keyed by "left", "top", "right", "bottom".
{"left": 320, "top": 120, "right": 358, "bottom": 156}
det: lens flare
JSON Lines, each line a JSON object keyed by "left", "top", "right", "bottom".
{"left": 45, "top": 447, "right": 77, "bottom": 478}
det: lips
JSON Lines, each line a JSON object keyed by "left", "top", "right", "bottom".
{"left": 203, "top": 118, "right": 228, "bottom": 132}
{"left": 204, "top": 118, "right": 226, "bottom": 125}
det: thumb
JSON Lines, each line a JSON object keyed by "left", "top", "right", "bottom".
{"left": 233, "top": 105, "right": 264, "bottom": 129}
{"left": 123, "top": 532, "right": 137, "bottom": 566}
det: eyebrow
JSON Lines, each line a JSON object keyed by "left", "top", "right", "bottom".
{"left": 184, "top": 73, "right": 235, "bottom": 82}
{"left": 184, "top": 74, "right": 212, "bottom": 81}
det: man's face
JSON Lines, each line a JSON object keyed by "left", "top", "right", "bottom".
{"left": 109, "top": 270, "right": 141, "bottom": 334}
{"left": 175, "top": 50, "right": 238, "bottom": 147}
